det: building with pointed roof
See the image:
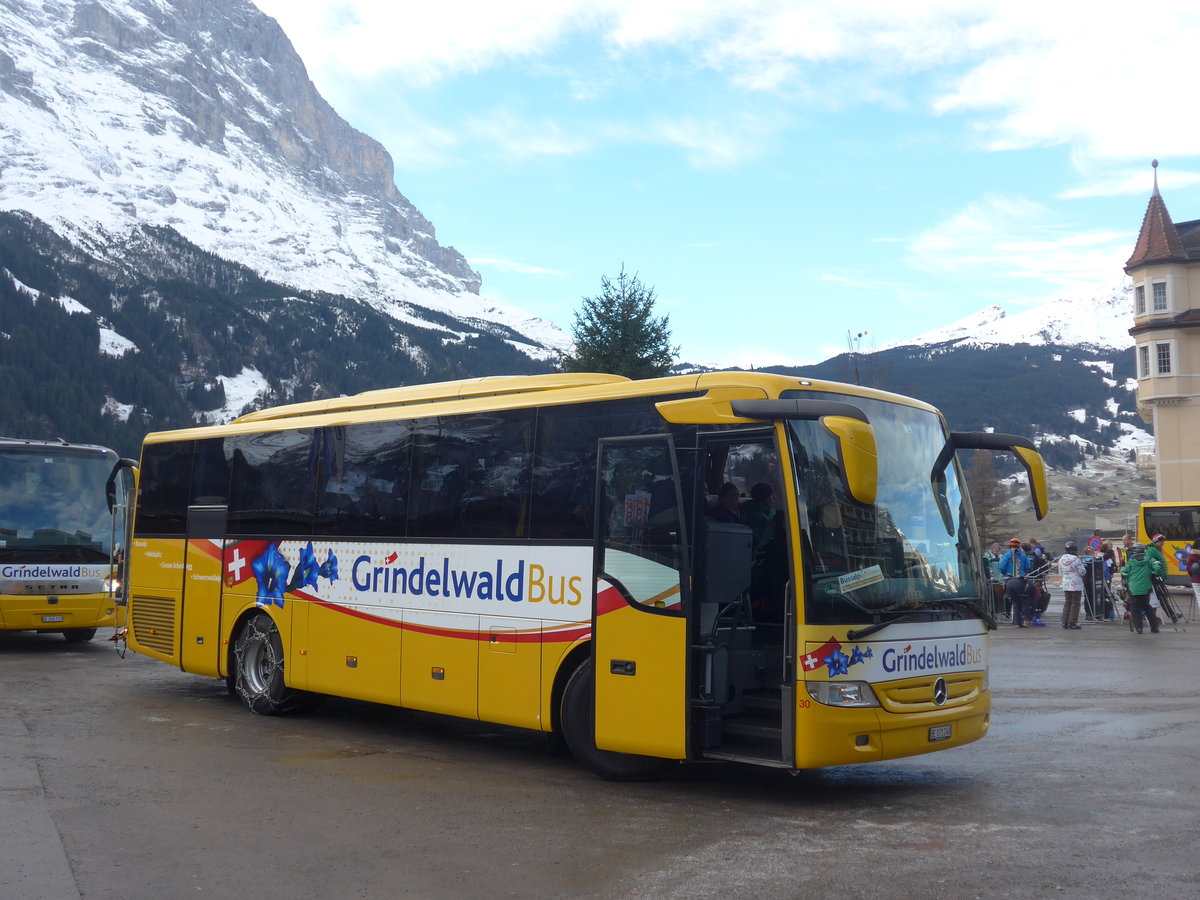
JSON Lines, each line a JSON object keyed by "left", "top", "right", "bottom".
{"left": 1126, "top": 161, "right": 1200, "bottom": 500}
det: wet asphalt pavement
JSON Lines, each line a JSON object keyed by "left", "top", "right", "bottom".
{"left": 2, "top": 588, "right": 1198, "bottom": 899}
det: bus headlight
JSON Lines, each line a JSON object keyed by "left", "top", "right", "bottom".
{"left": 104, "top": 575, "right": 123, "bottom": 599}
{"left": 806, "top": 681, "right": 880, "bottom": 708}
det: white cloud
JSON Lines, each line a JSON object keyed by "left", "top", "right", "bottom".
{"left": 253, "top": 0, "right": 597, "bottom": 84}
{"left": 470, "top": 257, "right": 565, "bottom": 276}
{"left": 254, "top": 1, "right": 1200, "bottom": 174}
{"left": 645, "top": 112, "right": 779, "bottom": 170}
{"left": 906, "top": 194, "right": 1131, "bottom": 289}
{"left": 1060, "top": 165, "right": 1200, "bottom": 201}
{"left": 465, "top": 110, "right": 593, "bottom": 161}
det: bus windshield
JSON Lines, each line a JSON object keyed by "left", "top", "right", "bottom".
{"left": 0, "top": 448, "right": 118, "bottom": 562}
{"left": 785, "top": 391, "right": 979, "bottom": 624}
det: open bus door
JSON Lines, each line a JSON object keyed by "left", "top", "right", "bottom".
{"left": 592, "top": 436, "right": 690, "bottom": 760}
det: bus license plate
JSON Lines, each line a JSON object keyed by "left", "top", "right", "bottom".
{"left": 41, "top": 615, "right": 64, "bottom": 623}
{"left": 929, "top": 724, "right": 952, "bottom": 742}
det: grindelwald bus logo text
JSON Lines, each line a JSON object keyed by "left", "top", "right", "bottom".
{"left": 2, "top": 564, "right": 84, "bottom": 579}
{"left": 882, "top": 641, "right": 983, "bottom": 674}
{"left": 351, "top": 555, "right": 584, "bottom": 605}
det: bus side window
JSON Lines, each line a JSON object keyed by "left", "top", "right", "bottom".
{"left": 530, "top": 398, "right": 673, "bottom": 541}
{"left": 225, "top": 431, "right": 316, "bottom": 537}
{"left": 313, "top": 422, "right": 411, "bottom": 538}
{"left": 406, "top": 411, "right": 534, "bottom": 540}
{"left": 406, "top": 417, "right": 464, "bottom": 539}
{"left": 191, "top": 438, "right": 230, "bottom": 505}
{"left": 136, "top": 442, "right": 196, "bottom": 537}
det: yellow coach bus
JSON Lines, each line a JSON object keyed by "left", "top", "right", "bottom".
{"left": 0, "top": 437, "right": 135, "bottom": 642}
{"left": 125, "top": 372, "right": 1047, "bottom": 779}
{"left": 1137, "top": 501, "right": 1199, "bottom": 586}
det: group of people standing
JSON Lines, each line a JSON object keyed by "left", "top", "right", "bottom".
{"left": 983, "top": 537, "right": 1054, "bottom": 628}
{"left": 984, "top": 531, "right": 1195, "bottom": 634}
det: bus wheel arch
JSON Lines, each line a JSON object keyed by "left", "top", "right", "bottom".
{"left": 230, "top": 611, "right": 320, "bottom": 715}
{"left": 558, "top": 655, "right": 668, "bottom": 781}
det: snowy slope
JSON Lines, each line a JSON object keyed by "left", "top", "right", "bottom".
{"left": 882, "top": 284, "right": 1133, "bottom": 353}
{"left": 0, "top": 0, "right": 568, "bottom": 356}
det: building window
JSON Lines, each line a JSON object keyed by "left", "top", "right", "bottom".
{"left": 1139, "top": 345, "right": 1150, "bottom": 378}
{"left": 1156, "top": 341, "right": 1172, "bottom": 375}
{"left": 1135, "top": 284, "right": 1145, "bottom": 314}
{"left": 1152, "top": 280, "right": 1168, "bottom": 312}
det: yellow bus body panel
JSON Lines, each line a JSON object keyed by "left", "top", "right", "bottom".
{"left": 793, "top": 681, "right": 990, "bottom": 769}
{"left": 478, "top": 616, "right": 543, "bottom": 730}
{"left": 180, "top": 540, "right": 225, "bottom": 675}
{"left": 0, "top": 590, "right": 116, "bottom": 632}
{"left": 295, "top": 597, "right": 402, "bottom": 705}
{"left": 795, "top": 628, "right": 990, "bottom": 769}
{"left": 399, "top": 611, "right": 480, "bottom": 719}
{"left": 594, "top": 603, "right": 686, "bottom": 759}
{"left": 127, "top": 537, "right": 186, "bottom": 664}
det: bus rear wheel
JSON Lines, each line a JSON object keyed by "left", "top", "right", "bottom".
{"left": 559, "top": 658, "right": 667, "bottom": 781}
{"left": 232, "top": 613, "right": 316, "bottom": 715}
{"left": 62, "top": 628, "right": 97, "bottom": 643}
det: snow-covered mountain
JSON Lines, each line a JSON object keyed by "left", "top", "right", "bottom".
{"left": 882, "top": 284, "right": 1133, "bottom": 353}
{"left": 0, "top": 0, "right": 1157, "bottom": 508}
{"left": 0, "top": 0, "right": 566, "bottom": 355}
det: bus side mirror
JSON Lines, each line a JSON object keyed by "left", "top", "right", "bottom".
{"left": 106, "top": 458, "right": 139, "bottom": 514}
{"left": 935, "top": 433, "right": 1049, "bottom": 522}
{"left": 821, "top": 416, "right": 878, "bottom": 506}
{"left": 726, "top": 398, "right": 878, "bottom": 507}
{"left": 1009, "top": 443, "right": 1049, "bottom": 521}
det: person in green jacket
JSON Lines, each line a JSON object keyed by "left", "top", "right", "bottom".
{"left": 1147, "top": 532, "right": 1170, "bottom": 576}
{"left": 1122, "top": 543, "right": 1165, "bottom": 633}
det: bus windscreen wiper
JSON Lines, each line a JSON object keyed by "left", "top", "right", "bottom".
{"left": 847, "top": 609, "right": 923, "bottom": 641}
{"left": 928, "top": 597, "right": 997, "bottom": 631}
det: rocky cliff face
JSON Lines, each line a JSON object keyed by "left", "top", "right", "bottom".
{"left": 0, "top": 0, "right": 492, "bottom": 310}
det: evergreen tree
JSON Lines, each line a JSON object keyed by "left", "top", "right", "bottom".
{"left": 561, "top": 266, "right": 677, "bottom": 378}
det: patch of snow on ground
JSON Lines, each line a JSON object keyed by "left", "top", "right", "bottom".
{"left": 101, "top": 396, "right": 134, "bottom": 422}
{"left": 99, "top": 327, "right": 137, "bottom": 357}
{"left": 51, "top": 294, "right": 89, "bottom": 315}
{"left": 198, "top": 367, "right": 270, "bottom": 424}
{"left": 4, "top": 269, "right": 40, "bottom": 298}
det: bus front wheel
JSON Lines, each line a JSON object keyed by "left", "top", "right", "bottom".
{"left": 62, "top": 628, "right": 96, "bottom": 643}
{"left": 559, "top": 659, "right": 667, "bottom": 781}
{"left": 232, "top": 613, "right": 314, "bottom": 715}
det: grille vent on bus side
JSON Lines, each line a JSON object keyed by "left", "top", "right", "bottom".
{"left": 131, "top": 596, "right": 177, "bottom": 656}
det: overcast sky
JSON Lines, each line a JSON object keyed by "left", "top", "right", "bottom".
{"left": 251, "top": 0, "right": 1200, "bottom": 367}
